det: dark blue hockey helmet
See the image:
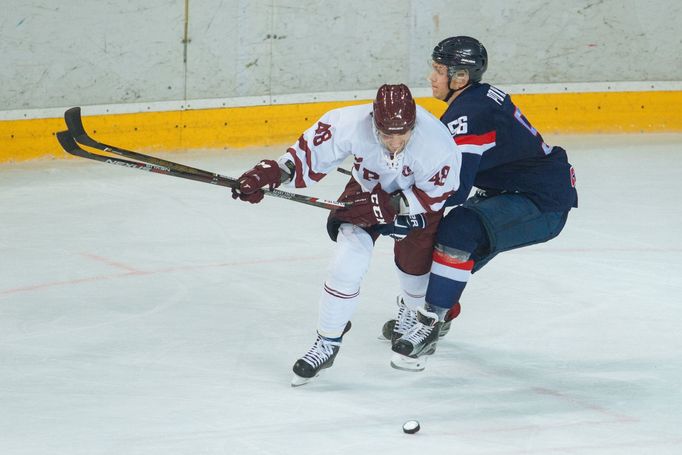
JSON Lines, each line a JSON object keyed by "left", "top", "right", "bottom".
{"left": 432, "top": 36, "right": 488, "bottom": 83}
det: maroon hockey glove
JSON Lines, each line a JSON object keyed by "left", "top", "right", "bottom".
{"left": 231, "top": 159, "right": 282, "bottom": 204}
{"left": 334, "top": 184, "right": 397, "bottom": 227}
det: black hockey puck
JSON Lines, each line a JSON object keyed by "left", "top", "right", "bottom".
{"left": 402, "top": 420, "right": 420, "bottom": 434}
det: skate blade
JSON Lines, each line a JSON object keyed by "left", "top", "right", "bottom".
{"left": 291, "top": 373, "right": 314, "bottom": 387}
{"left": 390, "top": 353, "right": 427, "bottom": 372}
{"left": 377, "top": 333, "right": 391, "bottom": 341}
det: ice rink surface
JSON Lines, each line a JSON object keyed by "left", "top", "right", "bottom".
{"left": 1, "top": 134, "right": 681, "bottom": 454}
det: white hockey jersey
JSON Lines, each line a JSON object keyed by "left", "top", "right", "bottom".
{"left": 278, "top": 103, "right": 461, "bottom": 215}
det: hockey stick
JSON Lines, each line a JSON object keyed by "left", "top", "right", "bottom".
{"left": 56, "top": 130, "right": 347, "bottom": 210}
{"left": 64, "top": 107, "right": 215, "bottom": 178}
{"left": 67, "top": 107, "right": 356, "bottom": 187}
{"left": 60, "top": 107, "right": 347, "bottom": 210}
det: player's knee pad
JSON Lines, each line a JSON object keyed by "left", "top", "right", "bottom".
{"left": 326, "top": 224, "right": 374, "bottom": 291}
{"left": 436, "top": 206, "right": 487, "bottom": 253}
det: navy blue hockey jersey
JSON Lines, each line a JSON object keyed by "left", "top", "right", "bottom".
{"left": 442, "top": 83, "right": 578, "bottom": 211}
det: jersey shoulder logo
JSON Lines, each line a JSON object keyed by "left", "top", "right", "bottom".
{"left": 486, "top": 85, "right": 506, "bottom": 106}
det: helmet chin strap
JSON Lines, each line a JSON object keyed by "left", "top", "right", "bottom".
{"left": 444, "top": 80, "right": 472, "bottom": 103}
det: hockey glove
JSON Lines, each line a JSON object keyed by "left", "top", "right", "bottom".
{"left": 374, "top": 214, "right": 427, "bottom": 241}
{"left": 334, "top": 184, "right": 397, "bottom": 228}
{"left": 231, "top": 159, "right": 282, "bottom": 204}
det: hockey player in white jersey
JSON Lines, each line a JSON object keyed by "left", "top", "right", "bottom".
{"left": 231, "top": 84, "right": 461, "bottom": 386}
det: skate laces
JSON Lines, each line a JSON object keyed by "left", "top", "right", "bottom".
{"left": 401, "top": 311, "right": 436, "bottom": 345}
{"left": 395, "top": 299, "right": 417, "bottom": 335}
{"left": 302, "top": 335, "right": 340, "bottom": 368}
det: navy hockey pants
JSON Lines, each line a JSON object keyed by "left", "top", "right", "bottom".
{"left": 438, "top": 193, "right": 570, "bottom": 273}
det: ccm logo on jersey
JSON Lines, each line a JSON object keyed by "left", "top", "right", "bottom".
{"left": 370, "top": 193, "right": 386, "bottom": 224}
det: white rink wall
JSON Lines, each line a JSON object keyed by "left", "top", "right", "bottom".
{"left": 2, "top": 0, "right": 682, "bottom": 110}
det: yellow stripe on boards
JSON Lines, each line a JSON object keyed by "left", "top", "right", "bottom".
{"left": 0, "top": 101, "right": 367, "bottom": 164}
{"left": 513, "top": 91, "right": 682, "bottom": 133}
{"left": 418, "top": 90, "right": 682, "bottom": 133}
{"left": 1, "top": 91, "right": 680, "bottom": 163}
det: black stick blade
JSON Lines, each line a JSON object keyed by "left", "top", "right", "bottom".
{"left": 56, "top": 130, "right": 80, "bottom": 155}
{"left": 64, "top": 107, "right": 87, "bottom": 138}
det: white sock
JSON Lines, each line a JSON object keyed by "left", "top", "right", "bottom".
{"left": 395, "top": 265, "right": 429, "bottom": 310}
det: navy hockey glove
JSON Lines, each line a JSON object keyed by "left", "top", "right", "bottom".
{"left": 374, "top": 214, "right": 427, "bottom": 240}
{"left": 231, "top": 159, "right": 282, "bottom": 204}
{"left": 334, "top": 184, "right": 397, "bottom": 228}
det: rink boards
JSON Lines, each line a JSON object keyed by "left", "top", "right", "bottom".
{"left": 1, "top": 88, "right": 682, "bottom": 163}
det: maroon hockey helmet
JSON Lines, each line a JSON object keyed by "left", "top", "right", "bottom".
{"left": 372, "top": 84, "right": 416, "bottom": 135}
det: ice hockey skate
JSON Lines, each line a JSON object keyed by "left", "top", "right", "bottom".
{"left": 379, "top": 296, "right": 417, "bottom": 344}
{"left": 382, "top": 318, "right": 451, "bottom": 341}
{"left": 390, "top": 306, "right": 442, "bottom": 372}
{"left": 291, "top": 321, "right": 351, "bottom": 387}
{"left": 381, "top": 302, "right": 456, "bottom": 342}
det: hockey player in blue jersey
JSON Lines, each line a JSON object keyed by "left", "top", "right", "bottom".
{"left": 387, "top": 36, "right": 578, "bottom": 371}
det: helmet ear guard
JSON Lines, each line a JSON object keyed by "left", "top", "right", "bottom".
{"left": 450, "top": 68, "right": 470, "bottom": 80}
